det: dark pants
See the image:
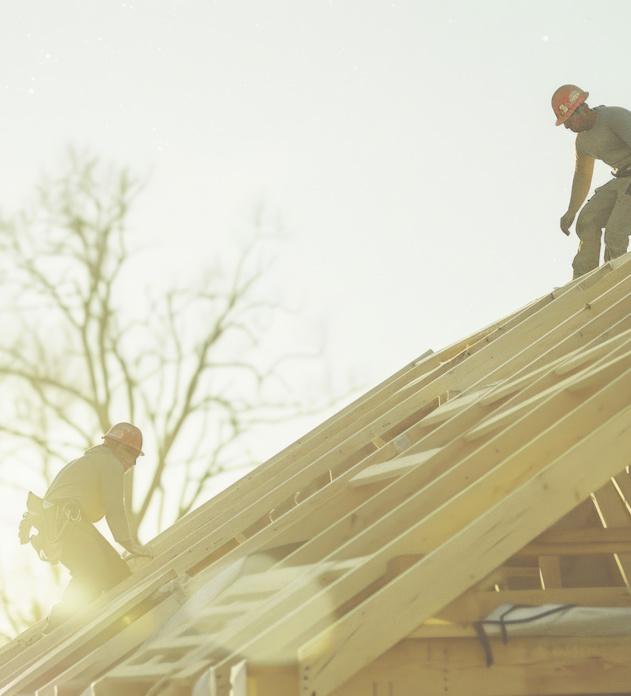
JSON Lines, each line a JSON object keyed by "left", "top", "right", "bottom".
{"left": 47, "top": 522, "right": 131, "bottom": 629}
{"left": 572, "top": 177, "right": 631, "bottom": 278}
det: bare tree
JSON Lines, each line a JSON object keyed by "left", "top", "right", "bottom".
{"left": 0, "top": 150, "right": 328, "bottom": 545}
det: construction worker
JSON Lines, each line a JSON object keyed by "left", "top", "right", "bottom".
{"left": 552, "top": 84, "right": 631, "bottom": 278}
{"left": 19, "top": 422, "right": 153, "bottom": 631}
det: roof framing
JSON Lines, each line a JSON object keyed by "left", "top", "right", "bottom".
{"left": 2, "top": 255, "right": 631, "bottom": 696}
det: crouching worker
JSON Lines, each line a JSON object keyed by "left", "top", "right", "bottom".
{"left": 19, "top": 422, "right": 153, "bottom": 632}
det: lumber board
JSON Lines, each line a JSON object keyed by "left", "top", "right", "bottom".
{"left": 347, "top": 448, "right": 441, "bottom": 487}
{"left": 551, "top": 259, "right": 611, "bottom": 298}
{"left": 92, "top": 552, "right": 384, "bottom": 687}
{"left": 62, "top": 379, "right": 443, "bottom": 618}
{"left": 466, "top": 346, "right": 631, "bottom": 441}
{"left": 518, "top": 283, "right": 631, "bottom": 379}
{"left": 465, "top": 271, "right": 631, "bottom": 399}
{"left": 333, "top": 355, "right": 631, "bottom": 562}
{"left": 517, "top": 526, "right": 631, "bottom": 556}
{"left": 80, "top": 271, "right": 631, "bottom": 627}
{"left": 0, "top": 619, "right": 47, "bottom": 666}
{"left": 20, "top": 261, "right": 631, "bottom": 696}
{"left": 270, "top": 343, "right": 631, "bottom": 570}
{"left": 121, "top": 329, "right": 446, "bottom": 555}
{"left": 327, "top": 636, "right": 631, "bottom": 696}
{"left": 156, "top": 361, "right": 631, "bottom": 687}
{"left": 0, "top": 568, "right": 178, "bottom": 696}
{"left": 554, "top": 326, "right": 631, "bottom": 375}
{"left": 593, "top": 481, "right": 631, "bottom": 585}
{"left": 142, "top": 288, "right": 551, "bottom": 558}
{"left": 388, "top": 286, "right": 631, "bottom": 475}
{"left": 33, "top": 594, "right": 182, "bottom": 696}
{"left": 158, "top": 286, "right": 596, "bottom": 564}
{"left": 299, "top": 402, "right": 631, "bottom": 695}
{"left": 481, "top": 327, "right": 631, "bottom": 413}
{"left": 413, "top": 385, "right": 496, "bottom": 426}
{"left": 450, "top": 586, "right": 631, "bottom": 622}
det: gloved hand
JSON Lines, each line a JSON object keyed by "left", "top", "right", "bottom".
{"left": 122, "top": 541, "right": 154, "bottom": 559}
{"left": 18, "top": 514, "right": 34, "bottom": 545}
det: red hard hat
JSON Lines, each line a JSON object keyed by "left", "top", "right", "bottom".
{"left": 102, "top": 422, "right": 144, "bottom": 456}
{"left": 552, "top": 84, "right": 589, "bottom": 126}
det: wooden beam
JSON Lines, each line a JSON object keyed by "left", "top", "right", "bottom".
{"left": 593, "top": 481, "right": 631, "bottom": 586}
{"left": 87, "top": 336, "right": 631, "bottom": 692}
{"left": 33, "top": 594, "right": 182, "bottom": 696}
{"left": 327, "top": 636, "right": 631, "bottom": 696}
{"left": 0, "top": 568, "right": 179, "bottom": 696}
{"left": 164, "top": 361, "right": 631, "bottom": 692}
{"left": 347, "top": 449, "right": 441, "bottom": 487}
{"left": 299, "top": 400, "right": 631, "bottom": 695}
{"left": 467, "top": 586, "right": 631, "bottom": 619}
{"left": 516, "top": 526, "right": 631, "bottom": 556}
{"left": 23, "top": 266, "right": 631, "bottom": 695}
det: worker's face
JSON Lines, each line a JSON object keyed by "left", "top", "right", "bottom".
{"left": 118, "top": 444, "right": 140, "bottom": 472}
{"left": 564, "top": 106, "right": 591, "bottom": 132}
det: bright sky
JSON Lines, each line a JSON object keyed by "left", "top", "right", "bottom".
{"left": 2, "top": 0, "right": 631, "bottom": 635}
{"left": 4, "top": 0, "right": 630, "bottom": 390}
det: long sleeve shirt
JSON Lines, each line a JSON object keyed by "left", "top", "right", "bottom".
{"left": 44, "top": 444, "right": 133, "bottom": 544}
{"left": 568, "top": 105, "right": 631, "bottom": 214}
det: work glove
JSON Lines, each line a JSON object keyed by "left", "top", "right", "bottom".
{"left": 18, "top": 514, "right": 34, "bottom": 545}
{"left": 123, "top": 542, "right": 154, "bottom": 559}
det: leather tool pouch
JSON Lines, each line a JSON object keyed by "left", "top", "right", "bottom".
{"left": 19, "top": 492, "right": 82, "bottom": 564}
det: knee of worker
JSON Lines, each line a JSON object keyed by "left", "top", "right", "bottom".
{"left": 604, "top": 220, "right": 631, "bottom": 259}
{"left": 61, "top": 577, "right": 101, "bottom": 612}
{"left": 62, "top": 525, "right": 131, "bottom": 592}
{"left": 575, "top": 215, "right": 603, "bottom": 242}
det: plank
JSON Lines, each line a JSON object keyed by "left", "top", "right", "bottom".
{"left": 33, "top": 594, "right": 182, "bottom": 696}
{"left": 517, "top": 526, "right": 631, "bottom": 556}
{"left": 466, "top": 346, "right": 631, "bottom": 442}
{"left": 328, "top": 636, "right": 631, "bottom": 696}
{"left": 347, "top": 449, "right": 441, "bottom": 487}
{"left": 174, "top": 361, "right": 631, "bottom": 688}
{"left": 0, "top": 568, "right": 179, "bottom": 696}
{"left": 76, "top": 273, "right": 631, "bottom": 628}
{"left": 299, "top": 401, "right": 631, "bottom": 695}
{"left": 24, "top": 263, "right": 631, "bottom": 695}
{"left": 593, "top": 481, "right": 631, "bottom": 586}
{"left": 463, "top": 587, "right": 631, "bottom": 620}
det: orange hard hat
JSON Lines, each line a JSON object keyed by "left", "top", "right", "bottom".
{"left": 552, "top": 84, "right": 589, "bottom": 126}
{"left": 102, "top": 422, "right": 144, "bottom": 456}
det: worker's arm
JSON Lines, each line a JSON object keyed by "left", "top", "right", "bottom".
{"left": 100, "top": 457, "right": 152, "bottom": 558}
{"left": 119, "top": 538, "right": 154, "bottom": 558}
{"left": 561, "top": 151, "right": 594, "bottom": 235}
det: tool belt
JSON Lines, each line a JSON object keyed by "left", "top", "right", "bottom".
{"left": 19, "top": 492, "right": 82, "bottom": 565}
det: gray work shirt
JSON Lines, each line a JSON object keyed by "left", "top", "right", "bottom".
{"left": 576, "top": 105, "right": 631, "bottom": 174}
{"left": 44, "top": 444, "right": 132, "bottom": 544}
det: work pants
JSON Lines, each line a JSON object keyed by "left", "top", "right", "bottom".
{"left": 47, "top": 521, "right": 131, "bottom": 629}
{"left": 572, "top": 177, "right": 631, "bottom": 279}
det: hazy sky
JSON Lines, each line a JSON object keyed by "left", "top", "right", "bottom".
{"left": 3, "top": 0, "right": 630, "bottom": 398}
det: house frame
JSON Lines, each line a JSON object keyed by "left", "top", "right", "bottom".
{"left": 3, "top": 256, "right": 631, "bottom": 696}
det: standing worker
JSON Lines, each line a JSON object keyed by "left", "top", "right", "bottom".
{"left": 552, "top": 84, "right": 631, "bottom": 278}
{"left": 19, "top": 422, "right": 153, "bottom": 632}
